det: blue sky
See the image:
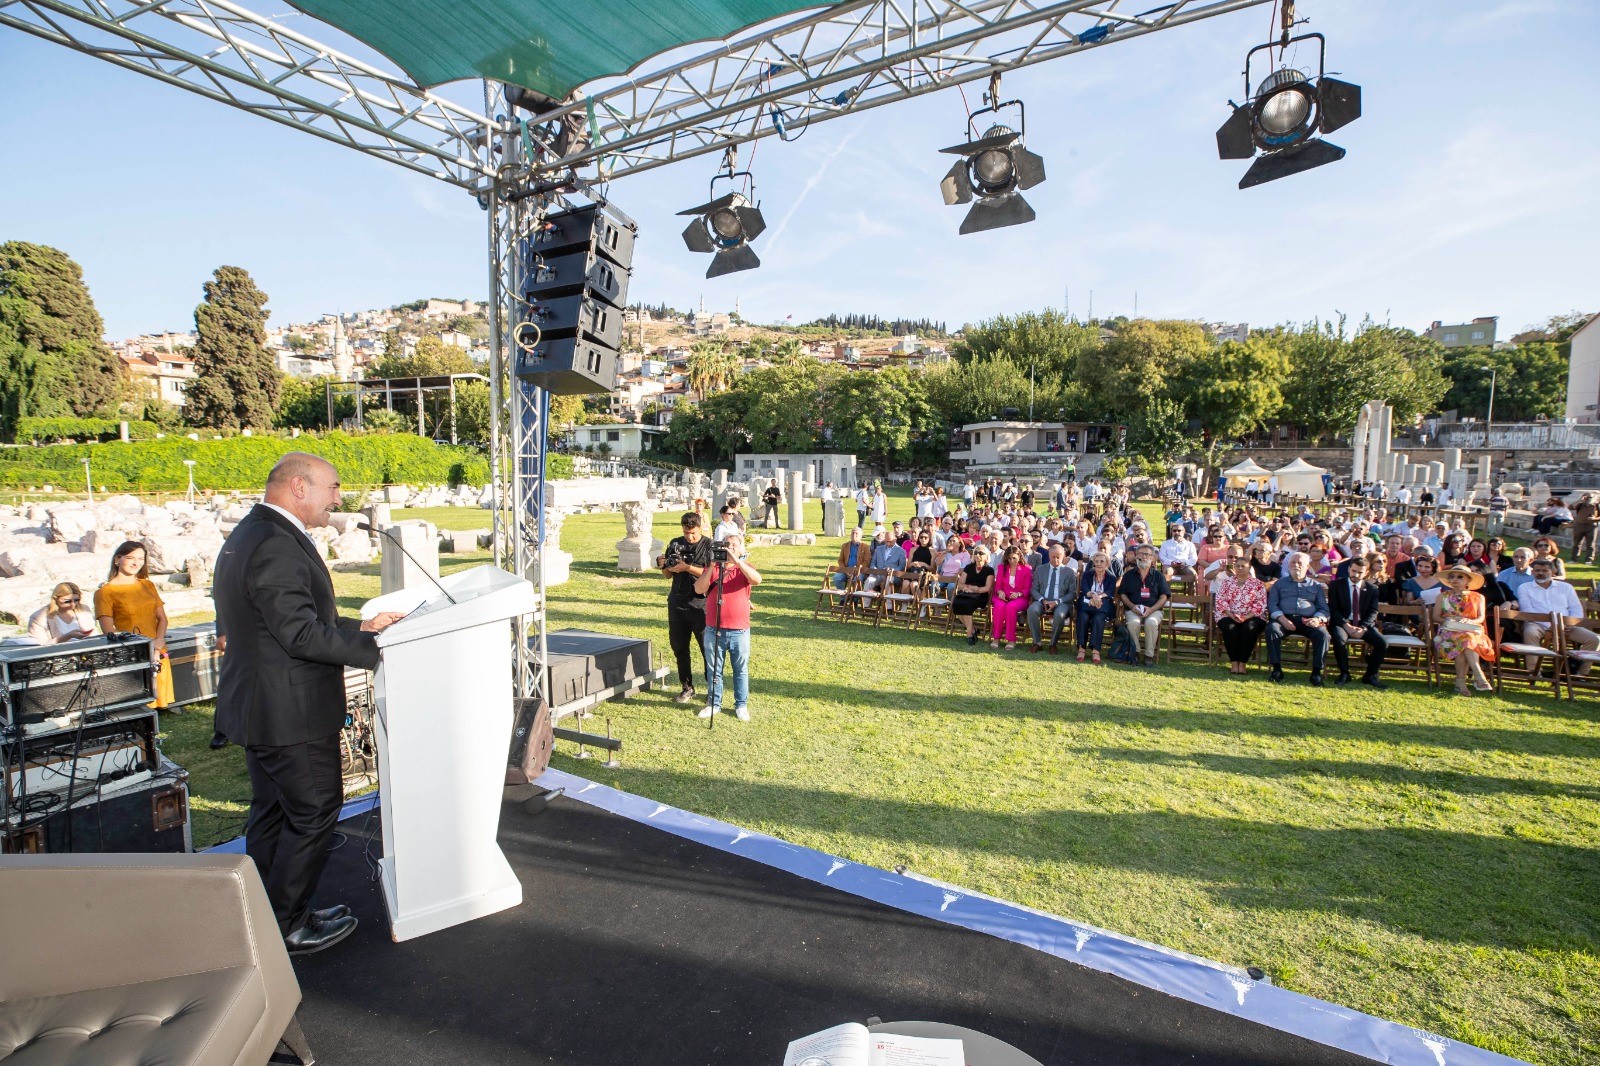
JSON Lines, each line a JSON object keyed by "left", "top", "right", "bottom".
{"left": 1, "top": 0, "right": 1596, "bottom": 340}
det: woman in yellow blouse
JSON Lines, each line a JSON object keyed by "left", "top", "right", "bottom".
{"left": 94, "top": 541, "right": 175, "bottom": 708}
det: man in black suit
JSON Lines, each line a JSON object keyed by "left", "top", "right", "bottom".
{"left": 214, "top": 453, "right": 404, "bottom": 955}
{"left": 1329, "top": 554, "right": 1388, "bottom": 689}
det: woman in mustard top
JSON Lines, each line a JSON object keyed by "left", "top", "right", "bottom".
{"left": 94, "top": 541, "right": 175, "bottom": 708}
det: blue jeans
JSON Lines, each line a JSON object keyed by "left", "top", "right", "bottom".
{"left": 702, "top": 627, "right": 750, "bottom": 709}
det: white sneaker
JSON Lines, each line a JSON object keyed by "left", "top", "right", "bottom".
{"left": 733, "top": 705, "right": 750, "bottom": 722}
{"left": 697, "top": 705, "right": 718, "bottom": 719}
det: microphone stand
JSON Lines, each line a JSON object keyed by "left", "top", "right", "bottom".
{"left": 357, "top": 519, "right": 458, "bottom": 606}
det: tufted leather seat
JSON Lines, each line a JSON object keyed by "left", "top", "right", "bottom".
{"left": 0, "top": 854, "right": 308, "bottom": 1066}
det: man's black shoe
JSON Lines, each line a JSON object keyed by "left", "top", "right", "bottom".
{"left": 285, "top": 914, "right": 357, "bottom": 956}
{"left": 310, "top": 904, "right": 351, "bottom": 927}
{"left": 1334, "top": 672, "right": 1352, "bottom": 686}
{"left": 1362, "top": 675, "right": 1387, "bottom": 690}
{"left": 209, "top": 731, "right": 229, "bottom": 750}
{"left": 1269, "top": 667, "right": 1284, "bottom": 683}
{"left": 1309, "top": 673, "right": 1324, "bottom": 687}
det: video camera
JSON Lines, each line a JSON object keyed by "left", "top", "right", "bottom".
{"left": 711, "top": 542, "right": 733, "bottom": 563}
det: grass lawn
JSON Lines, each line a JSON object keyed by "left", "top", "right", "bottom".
{"left": 160, "top": 491, "right": 1600, "bottom": 1065}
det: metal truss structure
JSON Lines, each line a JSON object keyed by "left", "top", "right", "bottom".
{"left": 4, "top": 0, "right": 1272, "bottom": 701}
{"left": 529, "top": 0, "right": 1272, "bottom": 181}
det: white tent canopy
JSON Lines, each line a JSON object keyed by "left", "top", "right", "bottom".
{"left": 1220, "top": 458, "right": 1273, "bottom": 484}
{"left": 1273, "top": 457, "right": 1330, "bottom": 500}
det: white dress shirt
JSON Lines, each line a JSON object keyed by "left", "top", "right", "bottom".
{"left": 1516, "top": 579, "right": 1582, "bottom": 619}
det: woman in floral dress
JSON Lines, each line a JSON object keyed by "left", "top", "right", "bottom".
{"left": 1433, "top": 565, "right": 1495, "bottom": 695}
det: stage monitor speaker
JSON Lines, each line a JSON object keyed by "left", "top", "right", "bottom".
{"left": 514, "top": 336, "right": 619, "bottom": 396}
{"left": 532, "top": 204, "right": 637, "bottom": 270}
{"left": 523, "top": 247, "right": 631, "bottom": 310}
{"left": 505, "top": 697, "right": 552, "bottom": 786}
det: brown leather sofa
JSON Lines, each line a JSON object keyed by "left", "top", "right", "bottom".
{"left": 0, "top": 853, "right": 311, "bottom": 1066}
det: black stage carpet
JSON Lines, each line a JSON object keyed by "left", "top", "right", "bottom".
{"left": 293, "top": 797, "right": 1377, "bottom": 1065}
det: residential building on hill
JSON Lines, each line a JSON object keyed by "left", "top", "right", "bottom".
{"left": 117, "top": 349, "right": 195, "bottom": 407}
{"left": 1426, "top": 316, "right": 1497, "bottom": 347}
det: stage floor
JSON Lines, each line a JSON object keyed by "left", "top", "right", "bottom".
{"left": 289, "top": 790, "right": 1378, "bottom": 1065}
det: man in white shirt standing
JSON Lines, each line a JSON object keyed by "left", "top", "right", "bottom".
{"left": 853, "top": 484, "right": 870, "bottom": 529}
{"left": 1266, "top": 474, "right": 1279, "bottom": 506}
{"left": 1515, "top": 558, "right": 1599, "bottom": 675}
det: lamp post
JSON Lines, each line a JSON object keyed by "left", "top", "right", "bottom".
{"left": 81, "top": 457, "right": 92, "bottom": 504}
{"left": 183, "top": 459, "right": 197, "bottom": 505}
{"left": 1479, "top": 365, "right": 1497, "bottom": 449}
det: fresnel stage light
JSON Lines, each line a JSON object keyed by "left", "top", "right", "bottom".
{"left": 938, "top": 80, "right": 1046, "bottom": 235}
{"left": 679, "top": 150, "right": 768, "bottom": 278}
{"left": 1215, "top": 20, "right": 1361, "bottom": 189}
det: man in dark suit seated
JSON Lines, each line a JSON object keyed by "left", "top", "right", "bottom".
{"left": 1026, "top": 543, "right": 1079, "bottom": 654}
{"left": 214, "top": 453, "right": 405, "bottom": 956}
{"left": 1329, "top": 554, "right": 1388, "bottom": 689}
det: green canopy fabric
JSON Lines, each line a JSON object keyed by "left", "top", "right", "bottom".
{"left": 289, "top": 0, "right": 819, "bottom": 101}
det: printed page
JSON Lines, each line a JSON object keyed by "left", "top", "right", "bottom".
{"left": 868, "top": 1033, "right": 965, "bottom": 1066}
{"left": 783, "top": 1021, "right": 870, "bottom": 1066}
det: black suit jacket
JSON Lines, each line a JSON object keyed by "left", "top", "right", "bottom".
{"left": 213, "top": 505, "right": 379, "bottom": 747}
{"left": 1329, "top": 578, "right": 1381, "bottom": 630}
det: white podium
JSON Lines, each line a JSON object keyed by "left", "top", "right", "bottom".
{"left": 362, "top": 564, "right": 537, "bottom": 942}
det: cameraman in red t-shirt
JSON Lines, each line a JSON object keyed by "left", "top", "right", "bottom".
{"left": 692, "top": 532, "right": 762, "bottom": 722}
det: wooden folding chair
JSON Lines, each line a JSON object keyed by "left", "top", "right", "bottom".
{"left": 1493, "top": 608, "right": 1563, "bottom": 694}
{"left": 1374, "top": 604, "right": 1434, "bottom": 685}
{"left": 881, "top": 569, "right": 921, "bottom": 630}
{"left": 813, "top": 565, "right": 857, "bottom": 621}
{"left": 1164, "top": 594, "right": 1212, "bottom": 665}
{"left": 1560, "top": 616, "right": 1600, "bottom": 699}
{"left": 918, "top": 572, "right": 955, "bottom": 632}
{"left": 849, "top": 567, "right": 892, "bottom": 626}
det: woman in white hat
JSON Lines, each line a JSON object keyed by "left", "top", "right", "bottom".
{"left": 1434, "top": 564, "right": 1495, "bottom": 695}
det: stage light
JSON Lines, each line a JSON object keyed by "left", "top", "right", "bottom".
{"left": 678, "top": 162, "right": 767, "bottom": 278}
{"left": 1215, "top": 31, "right": 1361, "bottom": 189}
{"left": 938, "top": 123, "right": 1046, "bottom": 234}
{"left": 938, "top": 93, "right": 1046, "bottom": 235}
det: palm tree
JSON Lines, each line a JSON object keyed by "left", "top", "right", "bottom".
{"left": 775, "top": 338, "right": 807, "bottom": 368}
{"left": 687, "top": 340, "right": 734, "bottom": 399}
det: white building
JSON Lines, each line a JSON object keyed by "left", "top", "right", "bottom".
{"left": 1204, "top": 322, "right": 1250, "bottom": 344}
{"left": 1566, "top": 314, "right": 1600, "bottom": 423}
{"left": 567, "top": 422, "right": 664, "bottom": 457}
{"left": 734, "top": 453, "right": 858, "bottom": 491}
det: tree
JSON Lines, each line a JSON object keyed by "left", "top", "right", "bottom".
{"left": 370, "top": 334, "right": 479, "bottom": 379}
{"left": 452, "top": 380, "right": 491, "bottom": 445}
{"left": 1128, "top": 396, "right": 1196, "bottom": 465}
{"left": 1170, "top": 335, "right": 1289, "bottom": 478}
{"left": 686, "top": 340, "right": 736, "bottom": 398}
{"left": 1441, "top": 343, "right": 1568, "bottom": 422}
{"left": 184, "top": 265, "right": 280, "bottom": 429}
{"left": 1077, "top": 319, "right": 1210, "bottom": 422}
{"left": 741, "top": 363, "right": 836, "bottom": 453}
{"left": 1276, "top": 317, "right": 1448, "bottom": 441}
{"left": 774, "top": 338, "right": 807, "bottom": 368}
{"left": 0, "top": 241, "right": 124, "bottom": 428}
{"left": 923, "top": 357, "right": 1032, "bottom": 428}
{"left": 825, "top": 367, "right": 934, "bottom": 474}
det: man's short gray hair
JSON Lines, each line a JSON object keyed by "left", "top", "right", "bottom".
{"left": 1283, "top": 551, "right": 1308, "bottom": 570}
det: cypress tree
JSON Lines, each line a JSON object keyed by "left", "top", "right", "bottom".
{"left": 0, "top": 241, "right": 122, "bottom": 423}
{"left": 186, "top": 265, "right": 280, "bottom": 429}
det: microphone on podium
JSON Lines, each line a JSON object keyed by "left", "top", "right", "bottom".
{"left": 354, "top": 516, "right": 459, "bottom": 606}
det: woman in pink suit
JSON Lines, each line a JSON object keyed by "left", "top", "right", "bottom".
{"left": 990, "top": 544, "right": 1033, "bottom": 649}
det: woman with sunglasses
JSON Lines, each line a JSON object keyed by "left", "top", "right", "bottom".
{"left": 27, "top": 582, "right": 94, "bottom": 644}
{"left": 1530, "top": 536, "right": 1568, "bottom": 580}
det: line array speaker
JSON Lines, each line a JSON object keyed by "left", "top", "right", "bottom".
{"left": 515, "top": 203, "right": 637, "bottom": 395}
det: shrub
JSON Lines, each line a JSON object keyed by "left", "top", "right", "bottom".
{"left": 0, "top": 432, "right": 511, "bottom": 490}
{"left": 15, "top": 417, "right": 160, "bottom": 444}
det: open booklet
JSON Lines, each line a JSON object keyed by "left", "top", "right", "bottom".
{"left": 783, "top": 1022, "right": 964, "bottom": 1066}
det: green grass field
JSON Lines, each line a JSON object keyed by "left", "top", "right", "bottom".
{"left": 159, "top": 491, "right": 1600, "bottom": 1065}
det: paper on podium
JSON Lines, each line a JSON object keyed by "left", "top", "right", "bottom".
{"left": 361, "top": 564, "right": 536, "bottom": 647}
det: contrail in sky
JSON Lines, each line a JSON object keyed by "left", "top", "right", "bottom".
{"left": 761, "top": 122, "right": 865, "bottom": 257}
